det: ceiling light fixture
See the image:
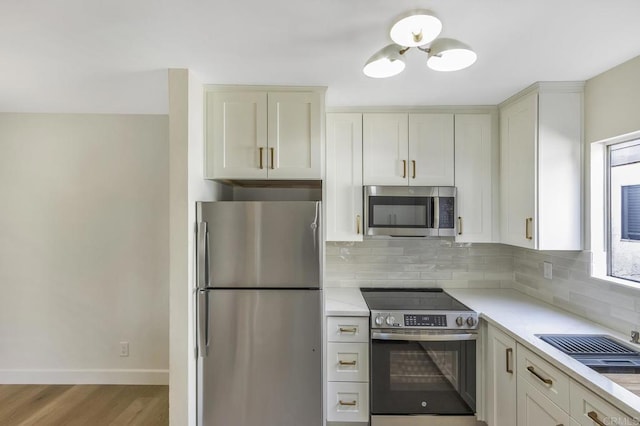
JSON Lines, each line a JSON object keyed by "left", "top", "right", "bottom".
{"left": 363, "top": 10, "right": 477, "bottom": 78}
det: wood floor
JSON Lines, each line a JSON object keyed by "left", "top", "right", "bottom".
{"left": 0, "top": 385, "right": 168, "bottom": 426}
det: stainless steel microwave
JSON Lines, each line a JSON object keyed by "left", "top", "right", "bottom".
{"left": 364, "top": 186, "right": 457, "bottom": 237}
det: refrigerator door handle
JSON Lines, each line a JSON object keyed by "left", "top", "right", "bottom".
{"left": 197, "top": 290, "right": 209, "bottom": 357}
{"left": 311, "top": 201, "right": 320, "bottom": 251}
{"left": 196, "top": 222, "right": 209, "bottom": 289}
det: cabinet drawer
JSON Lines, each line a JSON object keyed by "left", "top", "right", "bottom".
{"left": 326, "top": 382, "right": 369, "bottom": 422}
{"left": 327, "top": 317, "right": 369, "bottom": 343}
{"left": 517, "top": 344, "right": 570, "bottom": 412}
{"left": 327, "top": 342, "right": 369, "bottom": 382}
{"left": 570, "top": 381, "right": 636, "bottom": 426}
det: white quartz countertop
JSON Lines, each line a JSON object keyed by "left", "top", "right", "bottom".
{"left": 323, "top": 286, "right": 640, "bottom": 418}
{"left": 446, "top": 289, "right": 640, "bottom": 420}
{"left": 324, "top": 287, "right": 369, "bottom": 316}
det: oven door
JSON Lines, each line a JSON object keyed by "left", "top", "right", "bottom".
{"left": 370, "top": 331, "right": 476, "bottom": 415}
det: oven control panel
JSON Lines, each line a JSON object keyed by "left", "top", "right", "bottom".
{"left": 371, "top": 311, "right": 478, "bottom": 330}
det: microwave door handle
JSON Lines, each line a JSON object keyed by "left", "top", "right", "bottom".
{"left": 433, "top": 197, "right": 440, "bottom": 229}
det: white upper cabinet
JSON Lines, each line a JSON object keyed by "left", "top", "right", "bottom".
{"left": 205, "top": 86, "right": 325, "bottom": 180}
{"left": 325, "top": 113, "right": 363, "bottom": 242}
{"left": 362, "top": 113, "right": 408, "bottom": 185}
{"left": 409, "top": 113, "right": 454, "bottom": 186}
{"left": 455, "top": 113, "right": 497, "bottom": 243}
{"left": 499, "top": 83, "right": 583, "bottom": 250}
{"left": 363, "top": 113, "right": 454, "bottom": 186}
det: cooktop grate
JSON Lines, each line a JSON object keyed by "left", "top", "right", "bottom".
{"left": 538, "top": 334, "right": 638, "bottom": 356}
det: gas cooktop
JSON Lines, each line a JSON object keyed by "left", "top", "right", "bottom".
{"left": 360, "top": 288, "right": 478, "bottom": 331}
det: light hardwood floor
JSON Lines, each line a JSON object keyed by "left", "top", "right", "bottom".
{"left": 0, "top": 385, "right": 168, "bottom": 426}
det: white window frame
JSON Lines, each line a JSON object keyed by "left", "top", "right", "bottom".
{"left": 590, "top": 130, "right": 640, "bottom": 288}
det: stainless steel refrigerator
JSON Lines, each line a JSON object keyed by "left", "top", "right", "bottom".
{"left": 195, "top": 201, "right": 322, "bottom": 426}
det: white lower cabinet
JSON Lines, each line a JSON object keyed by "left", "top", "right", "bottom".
{"left": 327, "top": 382, "right": 369, "bottom": 423}
{"left": 570, "top": 381, "right": 636, "bottom": 426}
{"left": 517, "top": 378, "right": 572, "bottom": 426}
{"left": 485, "top": 324, "right": 517, "bottom": 426}
{"left": 326, "top": 315, "right": 369, "bottom": 424}
{"left": 483, "top": 321, "right": 637, "bottom": 426}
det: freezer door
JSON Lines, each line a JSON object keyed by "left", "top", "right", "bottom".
{"left": 197, "top": 201, "right": 321, "bottom": 288}
{"left": 199, "top": 289, "right": 322, "bottom": 426}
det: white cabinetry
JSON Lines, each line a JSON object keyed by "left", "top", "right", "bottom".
{"left": 326, "top": 316, "right": 369, "bottom": 424}
{"left": 362, "top": 113, "right": 454, "bottom": 186}
{"left": 325, "top": 113, "right": 363, "bottom": 242}
{"left": 455, "top": 113, "right": 498, "bottom": 243}
{"left": 499, "top": 83, "right": 583, "bottom": 250}
{"left": 205, "top": 86, "right": 324, "bottom": 180}
{"left": 485, "top": 324, "right": 517, "bottom": 426}
{"left": 570, "top": 381, "right": 637, "bottom": 426}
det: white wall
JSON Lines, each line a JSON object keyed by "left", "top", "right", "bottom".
{"left": 585, "top": 55, "right": 640, "bottom": 144}
{"left": 168, "top": 69, "right": 230, "bottom": 426}
{"left": 0, "top": 113, "right": 169, "bottom": 384}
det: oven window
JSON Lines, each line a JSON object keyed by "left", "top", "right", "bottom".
{"left": 369, "top": 196, "right": 431, "bottom": 228}
{"left": 371, "top": 339, "right": 476, "bottom": 415}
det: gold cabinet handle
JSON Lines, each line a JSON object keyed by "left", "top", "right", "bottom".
{"left": 525, "top": 217, "right": 533, "bottom": 240}
{"left": 412, "top": 160, "right": 416, "bottom": 179}
{"left": 270, "top": 147, "right": 275, "bottom": 169}
{"left": 527, "top": 366, "right": 552, "bottom": 385}
{"left": 457, "top": 217, "right": 463, "bottom": 236}
{"left": 587, "top": 411, "right": 607, "bottom": 426}
{"left": 259, "top": 147, "right": 264, "bottom": 169}
{"left": 402, "top": 160, "right": 407, "bottom": 178}
{"left": 339, "top": 327, "right": 357, "bottom": 334}
{"left": 356, "top": 215, "right": 361, "bottom": 234}
{"left": 338, "top": 360, "right": 357, "bottom": 366}
{"left": 506, "top": 348, "right": 513, "bottom": 374}
{"left": 338, "top": 400, "right": 357, "bottom": 406}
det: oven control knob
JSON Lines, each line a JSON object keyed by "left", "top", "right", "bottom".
{"left": 375, "top": 315, "right": 385, "bottom": 326}
{"left": 386, "top": 316, "right": 396, "bottom": 326}
{"left": 466, "top": 317, "right": 476, "bottom": 327}
{"left": 455, "top": 316, "right": 464, "bottom": 326}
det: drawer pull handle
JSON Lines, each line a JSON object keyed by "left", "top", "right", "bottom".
{"left": 587, "top": 411, "right": 606, "bottom": 426}
{"left": 412, "top": 160, "right": 416, "bottom": 179}
{"left": 339, "top": 327, "right": 357, "bottom": 333}
{"left": 402, "top": 160, "right": 407, "bottom": 178}
{"left": 259, "top": 147, "right": 264, "bottom": 169}
{"left": 270, "top": 147, "right": 275, "bottom": 169}
{"left": 506, "top": 348, "right": 513, "bottom": 374}
{"left": 338, "top": 360, "right": 357, "bottom": 366}
{"left": 339, "top": 400, "right": 357, "bottom": 406}
{"left": 527, "top": 366, "right": 553, "bottom": 385}
{"left": 457, "top": 216, "right": 463, "bottom": 235}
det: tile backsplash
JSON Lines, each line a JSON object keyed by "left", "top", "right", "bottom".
{"left": 326, "top": 239, "right": 640, "bottom": 335}
{"left": 511, "top": 247, "right": 640, "bottom": 335}
{"left": 325, "top": 238, "right": 513, "bottom": 289}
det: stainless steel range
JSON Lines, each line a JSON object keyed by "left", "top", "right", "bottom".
{"left": 361, "top": 288, "right": 481, "bottom": 426}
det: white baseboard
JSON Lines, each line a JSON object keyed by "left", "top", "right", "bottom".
{"left": 0, "top": 369, "right": 169, "bottom": 385}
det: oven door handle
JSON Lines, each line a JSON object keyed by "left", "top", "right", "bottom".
{"left": 371, "top": 332, "right": 477, "bottom": 341}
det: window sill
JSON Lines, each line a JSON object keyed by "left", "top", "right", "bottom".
{"left": 591, "top": 272, "right": 640, "bottom": 292}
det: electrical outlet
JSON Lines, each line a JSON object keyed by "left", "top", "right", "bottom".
{"left": 543, "top": 261, "right": 553, "bottom": 280}
{"left": 119, "top": 341, "right": 129, "bottom": 357}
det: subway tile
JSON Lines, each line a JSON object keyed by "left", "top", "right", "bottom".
{"left": 452, "top": 272, "right": 485, "bottom": 280}
{"left": 388, "top": 272, "right": 421, "bottom": 280}
{"left": 371, "top": 247, "right": 404, "bottom": 255}
{"left": 421, "top": 272, "right": 453, "bottom": 280}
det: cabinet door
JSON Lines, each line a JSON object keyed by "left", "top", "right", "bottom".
{"left": 206, "top": 91, "right": 268, "bottom": 179}
{"left": 362, "top": 113, "right": 409, "bottom": 185}
{"left": 517, "top": 377, "right": 571, "bottom": 426}
{"left": 570, "top": 381, "right": 636, "bottom": 426}
{"left": 409, "top": 113, "right": 454, "bottom": 186}
{"left": 325, "top": 113, "right": 363, "bottom": 242}
{"left": 500, "top": 92, "right": 537, "bottom": 248}
{"left": 455, "top": 114, "right": 495, "bottom": 243}
{"left": 486, "top": 325, "right": 517, "bottom": 426}
{"left": 267, "top": 91, "right": 322, "bottom": 179}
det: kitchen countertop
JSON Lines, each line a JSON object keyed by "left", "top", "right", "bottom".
{"left": 324, "top": 287, "right": 640, "bottom": 418}
{"left": 324, "top": 287, "right": 369, "bottom": 316}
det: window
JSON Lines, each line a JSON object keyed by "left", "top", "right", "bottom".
{"left": 608, "top": 141, "right": 640, "bottom": 283}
